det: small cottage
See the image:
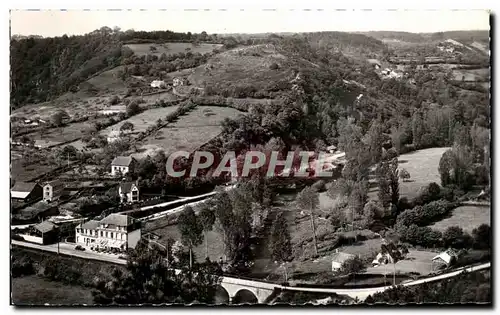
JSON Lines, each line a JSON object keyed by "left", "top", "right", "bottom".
{"left": 43, "top": 180, "right": 65, "bottom": 202}
{"left": 331, "top": 251, "right": 356, "bottom": 272}
{"left": 119, "top": 181, "right": 140, "bottom": 203}
{"left": 111, "top": 156, "right": 136, "bottom": 176}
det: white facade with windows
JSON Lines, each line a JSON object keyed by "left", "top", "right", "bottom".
{"left": 75, "top": 214, "right": 141, "bottom": 250}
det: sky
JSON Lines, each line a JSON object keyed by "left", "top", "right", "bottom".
{"left": 10, "top": 9, "right": 490, "bottom": 37}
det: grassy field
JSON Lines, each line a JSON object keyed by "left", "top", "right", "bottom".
{"left": 451, "top": 68, "right": 490, "bottom": 82}
{"left": 125, "top": 42, "right": 223, "bottom": 57}
{"left": 428, "top": 205, "right": 491, "bottom": 233}
{"left": 11, "top": 275, "right": 93, "bottom": 305}
{"left": 11, "top": 158, "right": 57, "bottom": 182}
{"left": 100, "top": 106, "right": 180, "bottom": 135}
{"left": 171, "top": 44, "right": 292, "bottom": 89}
{"left": 139, "top": 106, "right": 243, "bottom": 155}
{"left": 152, "top": 223, "right": 226, "bottom": 263}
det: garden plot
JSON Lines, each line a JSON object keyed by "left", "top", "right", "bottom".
{"left": 99, "top": 106, "right": 180, "bottom": 135}
{"left": 428, "top": 205, "right": 490, "bottom": 233}
{"left": 138, "top": 106, "right": 243, "bottom": 155}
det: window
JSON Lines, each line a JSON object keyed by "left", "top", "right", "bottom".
{"left": 100, "top": 231, "right": 103, "bottom": 237}
{"left": 106, "top": 232, "right": 109, "bottom": 238}
{"left": 110, "top": 232, "right": 114, "bottom": 239}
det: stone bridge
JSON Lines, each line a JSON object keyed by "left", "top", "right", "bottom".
{"left": 217, "top": 276, "right": 279, "bottom": 304}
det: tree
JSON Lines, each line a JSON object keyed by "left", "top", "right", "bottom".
{"left": 178, "top": 206, "right": 203, "bottom": 269}
{"left": 296, "top": 186, "right": 319, "bottom": 257}
{"left": 376, "top": 162, "right": 391, "bottom": 209}
{"left": 198, "top": 202, "right": 216, "bottom": 259}
{"left": 126, "top": 101, "right": 141, "bottom": 117}
{"left": 388, "top": 158, "right": 400, "bottom": 206}
{"left": 120, "top": 121, "right": 134, "bottom": 133}
{"left": 443, "top": 226, "right": 473, "bottom": 249}
{"left": 51, "top": 110, "right": 69, "bottom": 127}
{"left": 472, "top": 224, "right": 490, "bottom": 250}
{"left": 109, "top": 95, "right": 120, "bottom": 105}
{"left": 340, "top": 256, "right": 366, "bottom": 275}
{"left": 411, "top": 109, "right": 425, "bottom": 148}
{"left": 366, "top": 119, "right": 384, "bottom": 164}
{"left": 269, "top": 211, "right": 292, "bottom": 264}
{"left": 399, "top": 168, "right": 411, "bottom": 182}
{"left": 439, "top": 146, "right": 474, "bottom": 190}
{"left": 92, "top": 241, "right": 221, "bottom": 304}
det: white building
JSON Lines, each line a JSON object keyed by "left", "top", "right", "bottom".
{"left": 331, "top": 251, "right": 355, "bottom": 272}
{"left": 173, "top": 77, "right": 188, "bottom": 87}
{"left": 150, "top": 80, "right": 166, "bottom": 88}
{"left": 111, "top": 156, "right": 135, "bottom": 176}
{"left": 119, "top": 182, "right": 140, "bottom": 203}
{"left": 107, "top": 130, "right": 121, "bottom": 143}
{"left": 99, "top": 105, "right": 126, "bottom": 116}
{"left": 43, "top": 179, "right": 64, "bottom": 202}
{"left": 75, "top": 213, "right": 142, "bottom": 250}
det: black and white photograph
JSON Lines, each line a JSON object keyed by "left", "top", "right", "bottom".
{"left": 8, "top": 8, "right": 491, "bottom": 306}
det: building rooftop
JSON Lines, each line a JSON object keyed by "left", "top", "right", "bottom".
{"left": 34, "top": 220, "right": 58, "bottom": 234}
{"left": 11, "top": 182, "right": 40, "bottom": 199}
{"left": 119, "top": 182, "right": 138, "bottom": 193}
{"left": 111, "top": 156, "right": 134, "bottom": 167}
{"left": 81, "top": 219, "right": 100, "bottom": 230}
{"left": 331, "top": 252, "right": 355, "bottom": 264}
{"left": 100, "top": 213, "right": 135, "bottom": 227}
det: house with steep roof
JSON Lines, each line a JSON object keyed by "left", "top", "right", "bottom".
{"left": 11, "top": 182, "right": 43, "bottom": 203}
{"left": 119, "top": 181, "right": 140, "bottom": 203}
{"left": 111, "top": 156, "right": 136, "bottom": 176}
{"left": 432, "top": 249, "right": 458, "bottom": 270}
{"left": 43, "top": 179, "right": 65, "bottom": 202}
{"left": 331, "top": 251, "right": 356, "bottom": 272}
{"left": 75, "top": 214, "right": 142, "bottom": 250}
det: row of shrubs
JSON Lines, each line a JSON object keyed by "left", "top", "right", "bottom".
{"left": 395, "top": 199, "right": 458, "bottom": 227}
{"left": 398, "top": 223, "right": 490, "bottom": 251}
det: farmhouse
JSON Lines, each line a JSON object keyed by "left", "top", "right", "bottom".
{"left": 432, "top": 249, "right": 458, "bottom": 269}
{"left": 331, "top": 251, "right": 355, "bottom": 272}
{"left": 11, "top": 182, "right": 43, "bottom": 203}
{"left": 119, "top": 181, "right": 140, "bottom": 203}
{"left": 150, "top": 80, "right": 166, "bottom": 88}
{"left": 99, "top": 105, "right": 126, "bottom": 116}
{"left": 371, "top": 252, "right": 395, "bottom": 266}
{"left": 107, "top": 130, "right": 122, "bottom": 143}
{"left": 111, "top": 156, "right": 136, "bottom": 176}
{"left": 173, "top": 77, "right": 188, "bottom": 87}
{"left": 43, "top": 179, "right": 64, "bottom": 202}
{"left": 75, "top": 213, "right": 142, "bottom": 250}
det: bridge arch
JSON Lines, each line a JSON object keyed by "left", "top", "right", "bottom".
{"left": 232, "top": 289, "right": 258, "bottom": 304}
{"left": 214, "top": 285, "right": 230, "bottom": 305}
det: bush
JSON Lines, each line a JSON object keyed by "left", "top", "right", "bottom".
{"left": 12, "top": 256, "right": 35, "bottom": 278}
{"left": 311, "top": 180, "right": 326, "bottom": 192}
{"left": 472, "top": 224, "right": 490, "bottom": 250}
{"left": 397, "top": 196, "right": 412, "bottom": 212}
{"left": 109, "top": 95, "right": 120, "bottom": 105}
{"left": 443, "top": 226, "right": 473, "bottom": 249}
{"left": 269, "top": 63, "right": 279, "bottom": 70}
{"left": 413, "top": 182, "right": 442, "bottom": 206}
{"left": 396, "top": 199, "right": 456, "bottom": 227}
